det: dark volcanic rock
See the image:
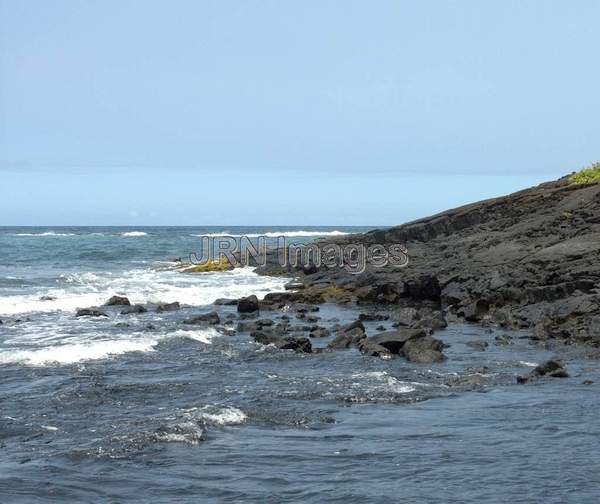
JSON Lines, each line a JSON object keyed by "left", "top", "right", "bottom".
{"left": 517, "top": 360, "right": 569, "bottom": 383}
{"left": 466, "top": 340, "right": 489, "bottom": 351}
{"left": 120, "top": 304, "right": 147, "bottom": 315}
{"left": 295, "top": 304, "right": 320, "bottom": 313}
{"left": 285, "top": 282, "right": 305, "bottom": 290}
{"left": 494, "top": 334, "right": 513, "bottom": 346}
{"left": 104, "top": 295, "right": 131, "bottom": 306}
{"left": 327, "top": 320, "right": 367, "bottom": 349}
{"left": 359, "top": 312, "right": 389, "bottom": 321}
{"left": 184, "top": 311, "right": 221, "bottom": 325}
{"left": 359, "top": 329, "right": 426, "bottom": 355}
{"left": 76, "top": 308, "right": 108, "bottom": 317}
{"left": 309, "top": 327, "right": 330, "bottom": 338}
{"left": 460, "top": 300, "right": 490, "bottom": 322}
{"left": 251, "top": 330, "right": 312, "bottom": 353}
{"left": 532, "top": 360, "right": 569, "bottom": 378}
{"left": 156, "top": 302, "right": 181, "bottom": 312}
{"left": 237, "top": 295, "right": 259, "bottom": 313}
{"left": 403, "top": 336, "right": 446, "bottom": 363}
{"left": 213, "top": 298, "right": 238, "bottom": 306}
{"left": 250, "top": 176, "right": 600, "bottom": 346}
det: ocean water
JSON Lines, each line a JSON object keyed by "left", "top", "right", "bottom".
{"left": 0, "top": 227, "right": 599, "bottom": 503}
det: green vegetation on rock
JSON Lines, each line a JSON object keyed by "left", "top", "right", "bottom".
{"left": 180, "top": 258, "right": 233, "bottom": 273}
{"left": 569, "top": 162, "right": 600, "bottom": 185}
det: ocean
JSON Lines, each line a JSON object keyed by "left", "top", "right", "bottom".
{"left": 0, "top": 226, "right": 598, "bottom": 503}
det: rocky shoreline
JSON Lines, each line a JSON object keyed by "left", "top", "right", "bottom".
{"left": 253, "top": 175, "right": 600, "bottom": 354}
{"left": 35, "top": 174, "right": 600, "bottom": 383}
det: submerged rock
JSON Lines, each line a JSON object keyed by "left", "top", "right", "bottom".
{"left": 532, "top": 360, "right": 569, "bottom": 378}
{"left": 328, "top": 320, "right": 366, "bottom": 349}
{"left": 76, "top": 308, "right": 108, "bottom": 317}
{"left": 120, "top": 304, "right": 147, "bottom": 315}
{"left": 517, "top": 360, "right": 569, "bottom": 383}
{"left": 494, "top": 334, "right": 513, "bottom": 346}
{"left": 184, "top": 311, "right": 221, "bottom": 325}
{"left": 357, "top": 328, "right": 446, "bottom": 363}
{"left": 237, "top": 295, "right": 259, "bottom": 313}
{"left": 309, "top": 327, "right": 330, "bottom": 338}
{"left": 213, "top": 298, "right": 238, "bottom": 306}
{"left": 156, "top": 302, "right": 181, "bottom": 312}
{"left": 360, "top": 329, "right": 425, "bottom": 355}
{"left": 359, "top": 312, "right": 389, "bottom": 321}
{"left": 403, "top": 336, "right": 446, "bottom": 363}
{"left": 285, "top": 282, "right": 305, "bottom": 290}
{"left": 251, "top": 330, "right": 312, "bottom": 353}
{"left": 104, "top": 295, "right": 131, "bottom": 306}
{"left": 466, "top": 340, "right": 489, "bottom": 351}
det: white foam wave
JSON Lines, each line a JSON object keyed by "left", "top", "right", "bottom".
{"left": 0, "top": 338, "right": 157, "bottom": 366}
{"left": 183, "top": 405, "right": 247, "bottom": 425}
{"left": 13, "top": 231, "right": 76, "bottom": 237}
{"left": 0, "top": 266, "right": 288, "bottom": 316}
{"left": 351, "top": 371, "right": 416, "bottom": 394}
{"left": 519, "top": 361, "right": 538, "bottom": 367}
{"left": 119, "top": 231, "right": 148, "bottom": 237}
{"left": 0, "top": 326, "right": 220, "bottom": 366}
{"left": 193, "top": 230, "right": 349, "bottom": 238}
{"left": 169, "top": 327, "right": 219, "bottom": 344}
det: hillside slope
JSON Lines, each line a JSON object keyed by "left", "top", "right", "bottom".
{"left": 274, "top": 176, "right": 600, "bottom": 345}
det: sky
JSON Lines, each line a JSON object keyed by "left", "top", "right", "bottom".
{"left": 1, "top": 0, "right": 599, "bottom": 226}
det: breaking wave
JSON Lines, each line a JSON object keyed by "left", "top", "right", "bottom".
{"left": 0, "top": 267, "right": 288, "bottom": 316}
{"left": 119, "top": 231, "right": 148, "bottom": 237}
{"left": 193, "top": 230, "right": 350, "bottom": 238}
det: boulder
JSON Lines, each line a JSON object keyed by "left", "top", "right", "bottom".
{"left": 237, "top": 295, "right": 259, "bottom": 313}
{"left": 327, "top": 321, "right": 367, "bottom": 349}
{"left": 460, "top": 300, "right": 490, "bottom": 322}
{"left": 532, "top": 360, "right": 569, "bottom": 378}
{"left": 302, "top": 264, "right": 318, "bottom": 275}
{"left": 237, "top": 319, "right": 274, "bottom": 332}
{"left": 403, "top": 336, "right": 446, "bottom": 363}
{"left": 309, "top": 327, "right": 330, "bottom": 338}
{"left": 285, "top": 282, "right": 305, "bottom": 290}
{"left": 104, "top": 295, "right": 131, "bottom": 306}
{"left": 339, "top": 320, "right": 365, "bottom": 333}
{"left": 494, "top": 334, "right": 513, "bottom": 346}
{"left": 295, "top": 304, "right": 320, "bottom": 313}
{"left": 184, "top": 311, "right": 221, "bottom": 325}
{"left": 120, "top": 304, "right": 147, "bottom": 315}
{"left": 76, "top": 308, "right": 108, "bottom": 317}
{"left": 156, "top": 302, "right": 181, "bottom": 312}
{"left": 359, "top": 329, "right": 426, "bottom": 355}
{"left": 359, "top": 312, "right": 389, "bottom": 321}
{"left": 360, "top": 342, "right": 394, "bottom": 359}
{"left": 213, "top": 298, "right": 238, "bottom": 306}
{"left": 465, "top": 340, "right": 488, "bottom": 351}
{"left": 251, "top": 330, "right": 312, "bottom": 353}
{"left": 391, "top": 307, "right": 419, "bottom": 327}
{"left": 517, "top": 360, "right": 569, "bottom": 383}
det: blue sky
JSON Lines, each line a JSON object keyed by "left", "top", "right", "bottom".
{"left": 1, "top": 1, "right": 599, "bottom": 225}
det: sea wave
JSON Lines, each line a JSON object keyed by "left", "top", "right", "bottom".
{"left": 192, "top": 230, "right": 349, "bottom": 238}
{"left": 183, "top": 405, "right": 247, "bottom": 426}
{"left": 0, "top": 327, "right": 220, "bottom": 366}
{"left": 0, "top": 266, "right": 288, "bottom": 316}
{"left": 119, "top": 231, "right": 148, "bottom": 237}
{"left": 13, "top": 231, "right": 76, "bottom": 237}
